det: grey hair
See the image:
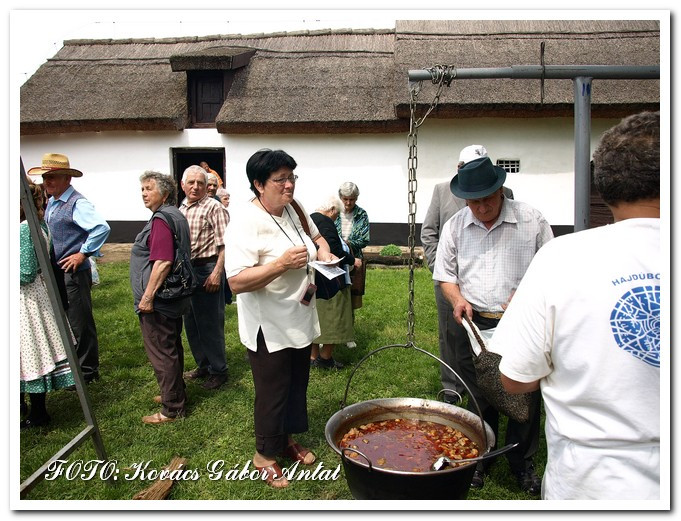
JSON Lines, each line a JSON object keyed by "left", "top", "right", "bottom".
{"left": 140, "top": 171, "right": 178, "bottom": 206}
{"left": 182, "top": 165, "right": 208, "bottom": 184}
{"left": 206, "top": 173, "right": 218, "bottom": 183}
{"left": 316, "top": 196, "right": 343, "bottom": 214}
{"left": 216, "top": 187, "right": 230, "bottom": 197}
{"left": 338, "top": 181, "right": 359, "bottom": 198}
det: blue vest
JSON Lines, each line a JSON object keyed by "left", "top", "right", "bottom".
{"left": 47, "top": 188, "right": 90, "bottom": 272}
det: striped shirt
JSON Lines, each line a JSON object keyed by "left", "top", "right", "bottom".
{"left": 179, "top": 195, "right": 229, "bottom": 260}
{"left": 433, "top": 198, "right": 553, "bottom": 312}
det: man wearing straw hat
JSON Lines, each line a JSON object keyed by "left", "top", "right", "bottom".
{"left": 28, "top": 153, "right": 110, "bottom": 385}
{"left": 432, "top": 153, "right": 552, "bottom": 495}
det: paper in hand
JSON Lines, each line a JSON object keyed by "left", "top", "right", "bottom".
{"left": 309, "top": 260, "right": 345, "bottom": 280}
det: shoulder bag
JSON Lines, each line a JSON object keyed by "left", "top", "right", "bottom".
{"left": 463, "top": 315, "right": 532, "bottom": 423}
{"left": 154, "top": 209, "right": 198, "bottom": 300}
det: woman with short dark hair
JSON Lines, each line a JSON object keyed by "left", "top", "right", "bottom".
{"left": 225, "top": 149, "right": 335, "bottom": 489}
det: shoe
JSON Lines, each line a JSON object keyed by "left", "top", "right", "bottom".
{"left": 254, "top": 461, "right": 289, "bottom": 489}
{"left": 63, "top": 371, "right": 99, "bottom": 391}
{"left": 346, "top": 341, "right": 357, "bottom": 349}
{"left": 183, "top": 367, "right": 209, "bottom": 380}
{"left": 470, "top": 469, "right": 485, "bottom": 488}
{"left": 142, "top": 411, "right": 182, "bottom": 425}
{"left": 283, "top": 442, "right": 316, "bottom": 465}
{"left": 21, "top": 415, "right": 51, "bottom": 429}
{"left": 516, "top": 467, "right": 542, "bottom": 496}
{"left": 313, "top": 356, "right": 344, "bottom": 370}
{"left": 202, "top": 373, "right": 228, "bottom": 390}
{"left": 443, "top": 393, "right": 462, "bottom": 406}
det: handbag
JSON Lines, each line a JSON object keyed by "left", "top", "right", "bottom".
{"left": 154, "top": 209, "right": 198, "bottom": 300}
{"left": 463, "top": 315, "right": 532, "bottom": 423}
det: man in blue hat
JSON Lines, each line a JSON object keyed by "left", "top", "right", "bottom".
{"left": 432, "top": 154, "right": 553, "bottom": 495}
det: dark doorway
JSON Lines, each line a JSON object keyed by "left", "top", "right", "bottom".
{"left": 171, "top": 148, "right": 225, "bottom": 204}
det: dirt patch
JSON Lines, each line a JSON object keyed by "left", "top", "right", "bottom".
{"left": 98, "top": 243, "right": 133, "bottom": 264}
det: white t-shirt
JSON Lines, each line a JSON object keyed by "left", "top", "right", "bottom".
{"left": 494, "top": 218, "right": 661, "bottom": 500}
{"left": 224, "top": 199, "right": 321, "bottom": 352}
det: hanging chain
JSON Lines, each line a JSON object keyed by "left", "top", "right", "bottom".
{"left": 406, "top": 65, "right": 454, "bottom": 345}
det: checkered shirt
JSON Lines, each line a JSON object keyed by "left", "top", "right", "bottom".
{"left": 179, "top": 195, "right": 229, "bottom": 260}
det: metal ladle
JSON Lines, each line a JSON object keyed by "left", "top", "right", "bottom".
{"left": 431, "top": 442, "right": 519, "bottom": 471}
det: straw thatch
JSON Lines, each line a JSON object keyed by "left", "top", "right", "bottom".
{"left": 20, "top": 21, "right": 659, "bottom": 135}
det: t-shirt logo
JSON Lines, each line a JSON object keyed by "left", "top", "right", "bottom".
{"left": 610, "top": 285, "right": 660, "bottom": 368}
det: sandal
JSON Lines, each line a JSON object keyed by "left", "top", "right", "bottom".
{"left": 284, "top": 442, "right": 316, "bottom": 465}
{"left": 254, "top": 461, "right": 289, "bottom": 489}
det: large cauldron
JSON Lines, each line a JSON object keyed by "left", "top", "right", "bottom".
{"left": 325, "top": 397, "right": 495, "bottom": 500}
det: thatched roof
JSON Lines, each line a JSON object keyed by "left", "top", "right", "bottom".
{"left": 20, "top": 21, "right": 660, "bottom": 135}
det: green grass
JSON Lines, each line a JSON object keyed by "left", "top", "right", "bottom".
{"left": 19, "top": 263, "right": 545, "bottom": 501}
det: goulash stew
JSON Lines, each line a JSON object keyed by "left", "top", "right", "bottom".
{"left": 340, "top": 418, "right": 480, "bottom": 472}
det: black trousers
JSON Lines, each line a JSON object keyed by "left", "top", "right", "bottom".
{"left": 247, "top": 329, "right": 312, "bottom": 458}
{"left": 453, "top": 312, "right": 541, "bottom": 475}
{"left": 139, "top": 311, "right": 186, "bottom": 418}
{"left": 65, "top": 268, "right": 99, "bottom": 379}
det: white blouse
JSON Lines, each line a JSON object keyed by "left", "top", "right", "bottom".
{"left": 224, "top": 198, "right": 320, "bottom": 352}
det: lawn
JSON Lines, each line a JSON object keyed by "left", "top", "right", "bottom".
{"left": 18, "top": 262, "right": 545, "bottom": 503}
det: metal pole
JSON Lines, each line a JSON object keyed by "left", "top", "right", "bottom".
{"left": 408, "top": 64, "right": 660, "bottom": 82}
{"left": 573, "top": 77, "right": 593, "bottom": 232}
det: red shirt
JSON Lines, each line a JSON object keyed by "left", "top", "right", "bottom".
{"left": 148, "top": 217, "right": 174, "bottom": 262}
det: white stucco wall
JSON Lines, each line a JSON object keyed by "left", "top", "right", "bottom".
{"left": 20, "top": 116, "right": 620, "bottom": 229}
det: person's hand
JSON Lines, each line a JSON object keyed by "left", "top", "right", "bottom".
{"left": 353, "top": 258, "right": 362, "bottom": 270}
{"left": 501, "top": 289, "right": 516, "bottom": 310}
{"left": 203, "top": 270, "right": 222, "bottom": 293}
{"left": 452, "top": 297, "right": 472, "bottom": 325}
{"left": 279, "top": 245, "right": 309, "bottom": 271}
{"left": 316, "top": 251, "right": 338, "bottom": 263}
{"left": 59, "top": 252, "right": 87, "bottom": 273}
{"left": 138, "top": 294, "right": 154, "bottom": 313}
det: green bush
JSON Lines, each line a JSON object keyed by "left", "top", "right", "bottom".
{"left": 379, "top": 244, "right": 402, "bottom": 257}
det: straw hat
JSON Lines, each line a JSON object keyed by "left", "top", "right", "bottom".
{"left": 27, "top": 153, "right": 83, "bottom": 177}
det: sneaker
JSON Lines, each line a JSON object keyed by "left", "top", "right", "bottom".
{"left": 184, "top": 367, "right": 209, "bottom": 380}
{"left": 346, "top": 341, "right": 357, "bottom": 349}
{"left": 202, "top": 373, "right": 228, "bottom": 390}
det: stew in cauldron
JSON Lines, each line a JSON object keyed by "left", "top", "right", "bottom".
{"left": 339, "top": 418, "right": 480, "bottom": 472}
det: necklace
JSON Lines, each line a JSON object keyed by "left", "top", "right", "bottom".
{"left": 257, "top": 197, "right": 309, "bottom": 274}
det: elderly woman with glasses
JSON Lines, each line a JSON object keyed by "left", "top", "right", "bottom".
{"left": 130, "top": 171, "right": 192, "bottom": 424}
{"left": 224, "top": 149, "right": 335, "bottom": 489}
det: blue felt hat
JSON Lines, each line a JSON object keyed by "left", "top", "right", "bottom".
{"left": 450, "top": 157, "right": 507, "bottom": 199}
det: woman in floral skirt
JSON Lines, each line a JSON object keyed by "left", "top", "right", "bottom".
{"left": 20, "top": 178, "right": 74, "bottom": 428}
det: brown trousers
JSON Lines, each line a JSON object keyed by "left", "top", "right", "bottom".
{"left": 139, "top": 311, "right": 186, "bottom": 418}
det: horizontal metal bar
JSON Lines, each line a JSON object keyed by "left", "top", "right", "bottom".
{"left": 408, "top": 64, "right": 660, "bottom": 82}
{"left": 20, "top": 426, "right": 97, "bottom": 498}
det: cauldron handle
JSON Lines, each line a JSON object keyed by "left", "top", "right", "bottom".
{"left": 341, "top": 447, "right": 374, "bottom": 471}
{"left": 339, "top": 343, "right": 490, "bottom": 452}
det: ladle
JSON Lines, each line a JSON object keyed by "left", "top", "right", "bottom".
{"left": 431, "top": 442, "right": 519, "bottom": 471}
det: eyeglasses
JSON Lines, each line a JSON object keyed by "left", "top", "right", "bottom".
{"left": 269, "top": 174, "right": 298, "bottom": 185}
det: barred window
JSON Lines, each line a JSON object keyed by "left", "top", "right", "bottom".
{"left": 496, "top": 159, "right": 520, "bottom": 173}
